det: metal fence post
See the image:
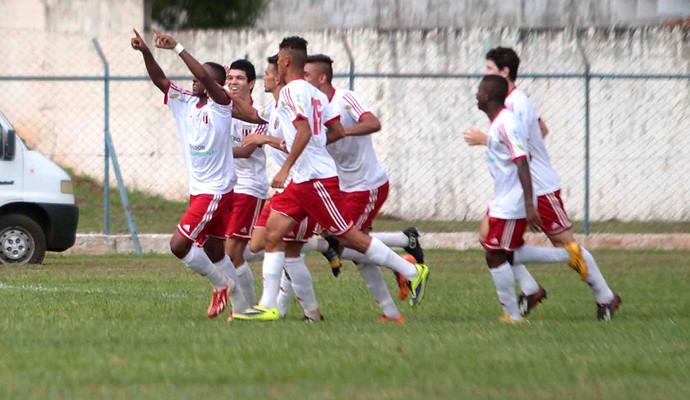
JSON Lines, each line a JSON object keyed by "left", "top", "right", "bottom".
{"left": 92, "top": 39, "right": 142, "bottom": 255}
{"left": 340, "top": 33, "right": 356, "bottom": 90}
{"left": 576, "top": 30, "right": 592, "bottom": 235}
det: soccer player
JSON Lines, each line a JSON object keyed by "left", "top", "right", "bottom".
{"left": 233, "top": 54, "right": 325, "bottom": 321}
{"left": 303, "top": 54, "right": 409, "bottom": 322}
{"left": 130, "top": 29, "right": 249, "bottom": 318}
{"left": 222, "top": 59, "right": 268, "bottom": 309}
{"left": 464, "top": 47, "right": 621, "bottom": 320}
{"left": 234, "top": 36, "right": 429, "bottom": 321}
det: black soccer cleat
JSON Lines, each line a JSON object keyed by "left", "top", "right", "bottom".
{"left": 597, "top": 292, "right": 622, "bottom": 321}
{"left": 518, "top": 285, "right": 547, "bottom": 317}
{"left": 321, "top": 235, "right": 342, "bottom": 277}
{"left": 403, "top": 226, "right": 425, "bottom": 264}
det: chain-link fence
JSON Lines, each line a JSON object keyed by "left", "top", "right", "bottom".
{"left": 1, "top": 30, "right": 688, "bottom": 236}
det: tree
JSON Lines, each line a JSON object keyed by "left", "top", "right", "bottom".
{"left": 149, "top": 0, "right": 267, "bottom": 30}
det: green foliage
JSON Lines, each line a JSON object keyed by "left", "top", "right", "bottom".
{"left": 1, "top": 250, "right": 689, "bottom": 399}
{"left": 152, "top": 0, "right": 268, "bottom": 30}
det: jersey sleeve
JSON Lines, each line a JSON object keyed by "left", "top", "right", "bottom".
{"left": 281, "top": 86, "right": 309, "bottom": 122}
{"left": 323, "top": 101, "right": 341, "bottom": 126}
{"left": 257, "top": 102, "right": 273, "bottom": 124}
{"left": 342, "top": 90, "right": 371, "bottom": 122}
{"left": 164, "top": 81, "right": 193, "bottom": 117}
{"left": 499, "top": 120, "right": 528, "bottom": 162}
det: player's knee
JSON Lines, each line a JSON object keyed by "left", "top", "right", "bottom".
{"left": 169, "top": 237, "right": 189, "bottom": 259}
{"left": 485, "top": 251, "right": 507, "bottom": 269}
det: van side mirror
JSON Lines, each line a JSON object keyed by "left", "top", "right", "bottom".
{"left": 2, "top": 129, "right": 15, "bottom": 161}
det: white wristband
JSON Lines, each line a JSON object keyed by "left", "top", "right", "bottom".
{"left": 173, "top": 43, "right": 184, "bottom": 55}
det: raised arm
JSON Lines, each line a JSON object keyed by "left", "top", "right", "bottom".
{"left": 131, "top": 29, "right": 169, "bottom": 93}
{"left": 152, "top": 30, "right": 231, "bottom": 105}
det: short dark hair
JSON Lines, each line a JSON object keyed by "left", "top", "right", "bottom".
{"left": 279, "top": 36, "right": 308, "bottom": 68}
{"left": 306, "top": 54, "right": 334, "bottom": 82}
{"left": 229, "top": 59, "right": 256, "bottom": 82}
{"left": 267, "top": 54, "right": 278, "bottom": 65}
{"left": 204, "top": 62, "right": 226, "bottom": 85}
{"left": 481, "top": 75, "right": 509, "bottom": 103}
{"left": 486, "top": 47, "right": 520, "bottom": 81}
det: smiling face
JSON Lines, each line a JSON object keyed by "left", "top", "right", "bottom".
{"left": 224, "top": 69, "right": 254, "bottom": 99}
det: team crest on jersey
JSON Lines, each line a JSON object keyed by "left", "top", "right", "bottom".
{"left": 170, "top": 93, "right": 180, "bottom": 100}
{"left": 345, "top": 104, "right": 352, "bottom": 111}
{"left": 260, "top": 109, "right": 268, "bottom": 118}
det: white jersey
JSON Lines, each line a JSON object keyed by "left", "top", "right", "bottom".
{"left": 486, "top": 108, "right": 531, "bottom": 219}
{"left": 326, "top": 89, "right": 388, "bottom": 192}
{"left": 506, "top": 88, "right": 560, "bottom": 196}
{"left": 230, "top": 102, "right": 269, "bottom": 199}
{"left": 165, "top": 82, "right": 236, "bottom": 195}
{"left": 276, "top": 79, "right": 340, "bottom": 183}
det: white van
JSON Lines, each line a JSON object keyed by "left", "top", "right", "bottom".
{"left": 0, "top": 110, "right": 79, "bottom": 264}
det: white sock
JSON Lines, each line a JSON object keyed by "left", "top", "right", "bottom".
{"left": 257, "top": 252, "right": 285, "bottom": 309}
{"left": 302, "top": 236, "right": 329, "bottom": 253}
{"left": 341, "top": 248, "right": 369, "bottom": 264}
{"left": 277, "top": 270, "right": 294, "bottom": 318}
{"left": 284, "top": 255, "right": 319, "bottom": 313}
{"left": 582, "top": 247, "right": 615, "bottom": 304}
{"left": 511, "top": 264, "right": 539, "bottom": 295}
{"left": 370, "top": 232, "right": 409, "bottom": 247}
{"left": 243, "top": 247, "right": 264, "bottom": 262}
{"left": 236, "top": 262, "right": 257, "bottom": 306}
{"left": 180, "top": 246, "right": 226, "bottom": 289}
{"left": 364, "top": 238, "right": 418, "bottom": 280}
{"left": 214, "top": 256, "right": 249, "bottom": 312}
{"left": 513, "top": 244, "right": 570, "bottom": 264}
{"left": 357, "top": 263, "right": 401, "bottom": 318}
{"left": 489, "top": 262, "right": 521, "bottom": 321}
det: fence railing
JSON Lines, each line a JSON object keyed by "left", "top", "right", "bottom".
{"left": 1, "top": 39, "right": 688, "bottom": 238}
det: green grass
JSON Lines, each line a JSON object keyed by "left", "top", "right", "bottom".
{"left": 72, "top": 172, "right": 690, "bottom": 234}
{"left": 1, "top": 250, "right": 688, "bottom": 399}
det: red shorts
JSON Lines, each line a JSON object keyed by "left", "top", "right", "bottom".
{"left": 178, "top": 192, "right": 233, "bottom": 245}
{"left": 224, "top": 193, "right": 265, "bottom": 240}
{"left": 255, "top": 196, "right": 319, "bottom": 243}
{"left": 483, "top": 217, "right": 527, "bottom": 252}
{"left": 344, "top": 181, "right": 389, "bottom": 231}
{"left": 537, "top": 190, "right": 572, "bottom": 235}
{"left": 270, "top": 176, "right": 353, "bottom": 236}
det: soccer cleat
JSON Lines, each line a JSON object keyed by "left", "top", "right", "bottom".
{"left": 207, "top": 286, "right": 229, "bottom": 319}
{"left": 565, "top": 242, "right": 589, "bottom": 281}
{"left": 499, "top": 314, "right": 526, "bottom": 324}
{"left": 379, "top": 315, "right": 405, "bottom": 324}
{"left": 226, "top": 310, "right": 233, "bottom": 321}
{"left": 394, "top": 254, "right": 416, "bottom": 300}
{"left": 402, "top": 227, "right": 425, "bottom": 264}
{"left": 407, "top": 263, "right": 430, "bottom": 307}
{"left": 518, "top": 285, "right": 548, "bottom": 317}
{"left": 234, "top": 305, "right": 280, "bottom": 321}
{"left": 597, "top": 292, "right": 622, "bottom": 321}
{"left": 322, "top": 235, "right": 342, "bottom": 277}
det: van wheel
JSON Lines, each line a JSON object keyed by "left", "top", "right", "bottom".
{"left": 0, "top": 214, "right": 47, "bottom": 264}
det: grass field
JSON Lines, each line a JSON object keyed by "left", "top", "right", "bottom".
{"left": 1, "top": 249, "right": 688, "bottom": 399}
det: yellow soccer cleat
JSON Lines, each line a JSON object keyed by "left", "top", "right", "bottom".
{"left": 407, "top": 263, "right": 429, "bottom": 307}
{"left": 234, "top": 305, "right": 280, "bottom": 321}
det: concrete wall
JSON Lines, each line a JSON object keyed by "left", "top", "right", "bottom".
{"left": 0, "top": 27, "right": 688, "bottom": 223}
{"left": 0, "top": 0, "right": 143, "bottom": 35}
{"left": 254, "top": 0, "right": 690, "bottom": 29}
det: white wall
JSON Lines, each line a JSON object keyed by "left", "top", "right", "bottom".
{"left": 0, "top": 27, "right": 688, "bottom": 222}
